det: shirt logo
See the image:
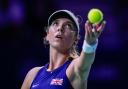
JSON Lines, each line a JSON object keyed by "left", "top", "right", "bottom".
{"left": 32, "top": 83, "right": 39, "bottom": 88}
{"left": 50, "top": 78, "right": 63, "bottom": 85}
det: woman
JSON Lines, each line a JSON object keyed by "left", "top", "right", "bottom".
{"left": 21, "top": 10, "right": 106, "bottom": 89}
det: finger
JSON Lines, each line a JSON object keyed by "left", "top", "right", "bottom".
{"left": 94, "top": 21, "right": 106, "bottom": 37}
{"left": 97, "top": 21, "right": 106, "bottom": 32}
{"left": 85, "top": 21, "right": 89, "bottom": 32}
{"left": 96, "top": 24, "right": 100, "bottom": 29}
{"left": 88, "top": 21, "right": 92, "bottom": 31}
{"left": 92, "top": 24, "right": 96, "bottom": 33}
{"left": 85, "top": 20, "right": 91, "bottom": 38}
{"left": 91, "top": 24, "right": 99, "bottom": 38}
{"left": 87, "top": 21, "right": 93, "bottom": 38}
{"left": 86, "top": 20, "right": 93, "bottom": 34}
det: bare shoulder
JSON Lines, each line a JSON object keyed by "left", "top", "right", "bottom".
{"left": 21, "top": 66, "right": 43, "bottom": 89}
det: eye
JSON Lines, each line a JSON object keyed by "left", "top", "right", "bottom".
{"left": 52, "top": 20, "right": 59, "bottom": 26}
{"left": 64, "top": 23, "right": 74, "bottom": 30}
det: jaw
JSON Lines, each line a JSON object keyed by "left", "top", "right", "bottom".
{"left": 50, "top": 42, "right": 70, "bottom": 55}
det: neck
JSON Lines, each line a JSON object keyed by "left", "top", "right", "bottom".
{"left": 47, "top": 46, "right": 69, "bottom": 71}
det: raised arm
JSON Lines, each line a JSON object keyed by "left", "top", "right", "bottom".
{"left": 67, "top": 20, "right": 106, "bottom": 83}
{"left": 73, "top": 21, "right": 106, "bottom": 78}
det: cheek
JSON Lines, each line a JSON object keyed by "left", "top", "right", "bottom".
{"left": 64, "top": 34, "right": 76, "bottom": 46}
{"left": 65, "top": 32, "right": 76, "bottom": 41}
{"left": 47, "top": 27, "right": 56, "bottom": 38}
{"left": 46, "top": 31, "right": 54, "bottom": 42}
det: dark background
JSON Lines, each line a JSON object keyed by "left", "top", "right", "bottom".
{"left": 0, "top": 0, "right": 128, "bottom": 89}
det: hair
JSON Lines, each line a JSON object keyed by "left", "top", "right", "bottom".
{"left": 43, "top": 26, "right": 80, "bottom": 59}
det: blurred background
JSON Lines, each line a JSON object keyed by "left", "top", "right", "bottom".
{"left": 0, "top": 0, "right": 128, "bottom": 89}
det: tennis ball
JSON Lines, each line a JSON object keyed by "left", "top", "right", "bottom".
{"left": 88, "top": 8, "right": 103, "bottom": 24}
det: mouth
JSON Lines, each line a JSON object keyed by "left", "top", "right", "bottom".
{"left": 55, "top": 35, "right": 63, "bottom": 39}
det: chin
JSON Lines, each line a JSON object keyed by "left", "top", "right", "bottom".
{"left": 53, "top": 44, "right": 65, "bottom": 49}
{"left": 52, "top": 43, "right": 69, "bottom": 52}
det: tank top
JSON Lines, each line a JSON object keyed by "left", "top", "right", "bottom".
{"left": 30, "top": 59, "right": 74, "bottom": 89}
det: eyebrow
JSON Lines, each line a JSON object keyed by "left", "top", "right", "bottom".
{"left": 53, "top": 19, "right": 73, "bottom": 24}
{"left": 52, "top": 19, "right": 59, "bottom": 23}
{"left": 61, "top": 20, "right": 74, "bottom": 26}
{"left": 65, "top": 21, "right": 74, "bottom": 24}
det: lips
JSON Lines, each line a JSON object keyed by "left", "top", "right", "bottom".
{"left": 55, "top": 35, "right": 63, "bottom": 39}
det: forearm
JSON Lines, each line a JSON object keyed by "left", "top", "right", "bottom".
{"left": 73, "top": 51, "right": 95, "bottom": 80}
{"left": 80, "top": 51, "right": 95, "bottom": 69}
{"left": 78, "top": 39, "right": 97, "bottom": 69}
{"left": 74, "top": 39, "right": 97, "bottom": 79}
{"left": 73, "top": 20, "right": 106, "bottom": 80}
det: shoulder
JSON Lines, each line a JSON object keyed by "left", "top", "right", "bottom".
{"left": 26, "top": 67, "right": 43, "bottom": 80}
{"left": 28, "top": 67, "right": 43, "bottom": 76}
{"left": 21, "top": 66, "right": 43, "bottom": 89}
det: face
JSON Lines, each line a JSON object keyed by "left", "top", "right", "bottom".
{"left": 46, "top": 18, "right": 77, "bottom": 53}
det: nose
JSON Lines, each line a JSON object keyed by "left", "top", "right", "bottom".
{"left": 57, "top": 25, "right": 64, "bottom": 32}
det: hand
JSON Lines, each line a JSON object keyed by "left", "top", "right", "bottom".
{"left": 84, "top": 20, "right": 106, "bottom": 45}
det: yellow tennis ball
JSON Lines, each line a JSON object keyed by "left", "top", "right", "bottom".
{"left": 88, "top": 8, "right": 103, "bottom": 24}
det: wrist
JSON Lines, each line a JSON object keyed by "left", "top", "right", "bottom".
{"left": 82, "top": 39, "right": 98, "bottom": 53}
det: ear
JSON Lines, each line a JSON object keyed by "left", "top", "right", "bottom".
{"left": 74, "top": 35, "right": 80, "bottom": 45}
{"left": 43, "top": 36, "right": 49, "bottom": 45}
{"left": 74, "top": 40, "right": 78, "bottom": 45}
{"left": 44, "top": 26, "right": 50, "bottom": 41}
{"left": 43, "top": 30, "right": 49, "bottom": 45}
{"left": 46, "top": 34, "right": 49, "bottom": 41}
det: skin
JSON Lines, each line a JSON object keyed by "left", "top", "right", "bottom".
{"left": 21, "top": 18, "right": 106, "bottom": 89}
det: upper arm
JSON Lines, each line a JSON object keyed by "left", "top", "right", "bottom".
{"left": 21, "top": 67, "right": 42, "bottom": 89}
{"left": 66, "top": 59, "right": 89, "bottom": 89}
{"left": 67, "top": 53, "right": 94, "bottom": 80}
{"left": 66, "top": 53, "right": 95, "bottom": 89}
